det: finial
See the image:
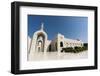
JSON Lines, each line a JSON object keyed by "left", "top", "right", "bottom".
{"left": 41, "top": 22, "right": 44, "bottom": 30}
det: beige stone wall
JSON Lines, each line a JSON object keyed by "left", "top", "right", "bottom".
{"left": 51, "top": 33, "right": 84, "bottom": 53}
{"left": 64, "top": 38, "right": 83, "bottom": 48}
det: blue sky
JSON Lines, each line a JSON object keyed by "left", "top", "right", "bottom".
{"left": 28, "top": 15, "right": 88, "bottom": 43}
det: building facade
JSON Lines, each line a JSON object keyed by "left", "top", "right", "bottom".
{"left": 28, "top": 23, "right": 83, "bottom": 60}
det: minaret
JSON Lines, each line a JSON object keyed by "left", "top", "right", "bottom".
{"left": 40, "top": 23, "right": 44, "bottom": 31}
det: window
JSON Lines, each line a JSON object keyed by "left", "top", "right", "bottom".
{"left": 38, "top": 40, "right": 42, "bottom": 45}
{"left": 60, "top": 42, "right": 63, "bottom": 47}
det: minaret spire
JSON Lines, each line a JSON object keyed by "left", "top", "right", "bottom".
{"left": 41, "top": 22, "right": 44, "bottom": 31}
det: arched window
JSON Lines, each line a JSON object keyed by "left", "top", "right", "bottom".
{"left": 60, "top": 42, "right": 63, "bottom": 47}
{"left": 38, "top": 40, "right": 42, "bottom": 45}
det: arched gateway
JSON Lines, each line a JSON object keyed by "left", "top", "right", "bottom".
{"left": 29, "top": 23, "right": 48, "bottom": 56}
{"left": 35, "top": 32, "right": 45, "bottom": 52}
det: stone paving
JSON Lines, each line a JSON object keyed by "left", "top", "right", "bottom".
{"left": 29, "top": 50, "right": 88, "bottom": 61}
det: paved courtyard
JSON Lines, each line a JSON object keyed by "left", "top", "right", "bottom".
{"left": 29, "top": 50, "right": 88, "bottom": 61}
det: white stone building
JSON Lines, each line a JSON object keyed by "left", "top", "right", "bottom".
{"left": 28, "top": 23, "right": 83, "bottom": 60}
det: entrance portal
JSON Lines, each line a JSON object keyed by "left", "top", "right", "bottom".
{"left": 35, "top": 33, "right": 45, "bottom": 52}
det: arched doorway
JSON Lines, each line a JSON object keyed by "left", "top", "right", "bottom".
{"left": 35, "top": 33, "right": 45, "bottom": 52}
{"left": 60, "top": 42, "right": 63, "bottom": 47}
{"left": 37, "top": 40, "right": 42, "bottom": 52}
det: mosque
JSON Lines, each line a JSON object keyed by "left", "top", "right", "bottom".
{"left": 28, "top": 23, "right": 83, "bottom": 60}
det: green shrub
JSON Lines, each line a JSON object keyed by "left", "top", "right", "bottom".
{"left": 74, "top": 47, "right": 82, "bottom": 52}
{"left": 61, "top": 46, "right": 88, "bottom": 53}
{"left": 62, "top": 47, "right": 76, "bottom": 53}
